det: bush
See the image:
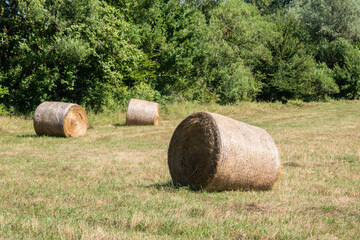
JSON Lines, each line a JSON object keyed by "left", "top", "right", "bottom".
{"left": 314, "top": 38, "right": 360, "bottom": 99}
{"left": 0, "top": 0, "right": 152, "bottom": 113}
{"left": 215, "top": 62, "right": 259, "bottom": 104}
{"left": 254, "top": 14, "right": 338, "bottom": 101}
{"left": 333, "top": 47, "right": 360, "bottom": 99}
{"left": 129, "top": 82, "right": 161, "bottom": 102}
{"left": 289, "top": 0, "right": 360, "bottom": 42}
{"left": 306, "top": 63, "right": 339, "bottom": 100}
{"left": 0, "top": 79, "right": 8, "bottom": 115}
{"left": 205, "top": 0, "right": 269, "bottom": 103}
{"left": 315, "top": 38, "right": 354, "bottom": 68}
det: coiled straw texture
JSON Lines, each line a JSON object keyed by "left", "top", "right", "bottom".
{"left": 33, "top": 102, "right": 87, "bottom": 138}
{"left": 168, "top": 112, "right": 280, "bottom": 191}
{"left": 126, "top": 99, "right": 159, "bottom": 126}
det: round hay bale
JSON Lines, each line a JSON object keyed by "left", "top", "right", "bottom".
{"left": 126, "top": 99, "right": 159, "bottom": 126}
{"left": 168, "top": 112, "right": 280, "bottom": 191}
{"left": 33, "top": 102, "right": 87, "bottom": 138}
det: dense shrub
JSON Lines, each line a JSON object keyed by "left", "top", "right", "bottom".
{"left": 289, "top": 0, "right": 360, "bottom": 42}
{"left": 254, "top": 15, "right": 338, "bottom": 101}
{"left": 1, "top": 0, "right": 358, "bottom": 114}
{"left": 0, "top": 81, "right": 8, "bottom": 114}
{"left": 0, "top": 0, "right": 151, "bottom": 113}
{"left": 332, "top": 45, "right": 360, "bottom": 99}
{"left": 310, "top": 38, "right": 360, "bottom": 99}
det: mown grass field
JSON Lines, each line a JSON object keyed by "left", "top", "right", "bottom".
{"left": 0, "top": 101, "right": 359, "bottom": 239}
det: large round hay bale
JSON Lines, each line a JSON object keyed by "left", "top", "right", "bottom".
{"left": 168, "top": 112, "right": 280, "bottom": 191}
{"left": 126, "top": 99, "right": 159, "bottom": 126}
{"left": 33, "top": 102, "right": 87, "bottom": 138}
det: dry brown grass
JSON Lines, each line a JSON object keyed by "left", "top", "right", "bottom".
{"left": 0, "top": 101, "right": 359, "bottom": 239}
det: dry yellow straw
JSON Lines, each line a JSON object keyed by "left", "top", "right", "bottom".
{"left": 126, "top": 99, "right": 159, "bottom": 126}
{"left": 168, "top": 112, "right": 280, "bottom": 191}
{"left": 33, "top": 102, "right": 87, "bottom": 138}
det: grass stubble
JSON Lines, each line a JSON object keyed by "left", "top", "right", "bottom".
{"left": 0, "top": 101, "right": 359, "bottom": 239}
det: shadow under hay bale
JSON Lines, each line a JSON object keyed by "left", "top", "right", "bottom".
{"left": 168, "top": 112, "right": 280, "bottom": 191}
{"left": 145, "top": 181, "right": 177, "bottom": 191}
{"left": 112, "top": 123, "right": 126, "bottom": 128}
{"left": 126, "top": 99, "right": 159, "bottom": 126}
{"left": 33, "top": 102, "right": 87, "bottom": 138}
{"left": 16, "top": 134, "right": 39, "bottom": 138}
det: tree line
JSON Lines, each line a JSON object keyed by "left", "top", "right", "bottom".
{"left": 1, "top": 0, "right": 360, "bottom": 114}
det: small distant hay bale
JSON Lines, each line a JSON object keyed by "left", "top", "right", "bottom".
{"left": 126, "top": 99, "right": 159, "bottom": 126}
{"left": 168, "top": 112, "right": 280, "bottom": 191}
{"left": 33, "top": 102, "right": 88, "bottom": 138}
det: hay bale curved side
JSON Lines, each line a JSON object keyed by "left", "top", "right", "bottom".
{"left": 33, "top": 102, "right": 88, "bottom": 138}
{"left": 168, "top": 112, "right": 280, "bottom": 191}
{"left": 126, "top": 99, "right": 159, "bottom": 125}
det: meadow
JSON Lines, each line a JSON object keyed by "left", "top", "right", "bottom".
{"left": 0, "top": 101, "right": 359, "bottom": 239}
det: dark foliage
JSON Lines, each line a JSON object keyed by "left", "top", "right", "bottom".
{"left": 1, "top": 0, "right": 359, "bottom": 114}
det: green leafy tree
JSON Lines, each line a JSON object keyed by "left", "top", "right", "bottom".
{"left": 0, "top": 0, "right": 151, "bottom": 113}
{"left": 311, "top": 37, "right": 360, "bottom": 99}
{"left": 0, "top": 74, "right": 8, "bottom": 114}
{"left": 244, "top": 0, "right": 294, "bottom": 14}
{"left": 244, "top": 0, "right": 273, "bottom": 12}
{"left": 205, "top": 0, "right": 268, "bottom": 102}
{"left": 154, "top": 0, "right": 264, "bottom": 103}
{"left": 289, "top": 0, "right": 360, "bottom": 42}
{"left": 289, "top": 0, "right": 360, "bottom": 99}
{"left": 333, "top": 54, "right": 360, "bottom": 99}
{"left": 254, "top": 15, "right": 338, "bottom": 101}
{"left": 154, "top": 0, "right": 215, "bottom": 101}
{"left": 184, "top": 0, "right": 223, "bottom": 19}
{"left": 327, "top": 39, "right": 360, "bottom": 99}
